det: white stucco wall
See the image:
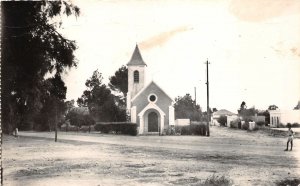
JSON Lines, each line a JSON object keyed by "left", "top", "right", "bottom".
{"left": 128, "top": 66, "right": 146, "bottom": 98}
{"left": 175, "top": 119, "right": 190, "bottom": 126}
{"left": 269, "top": 110, "right": 300, "bottom": 127}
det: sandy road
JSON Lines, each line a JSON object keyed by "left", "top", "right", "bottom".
{"left": 3, "top": 126, "right": 300, "bottom": 186}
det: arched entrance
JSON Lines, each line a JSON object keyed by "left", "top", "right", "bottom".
{"left": 138, "top": 103, "right": 165, "bottom": 135}
{"left": 148, "top": 112, "right": 158, "bottom": 132}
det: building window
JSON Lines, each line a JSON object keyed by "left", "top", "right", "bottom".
{"left": 150, "top": 95, "right": 156, "bottom": 102}
{"left": 148, "top": 94, "right": 157, "bottom": 103}
{"left": 134, "top": 70, "right": 139, "bottom": 83}
{"left": 271, "top": 117, "right": 274, "bottom": 125}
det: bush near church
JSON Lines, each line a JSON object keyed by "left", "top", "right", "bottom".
{"left": 94, "top": 122, "right": 137, "bottom": 136}
{"left": 175, "top": 121, "right": 207, "bottom": 136}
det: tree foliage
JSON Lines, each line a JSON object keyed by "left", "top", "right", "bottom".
{"left": 268, "top": 105, "right": 278, "bottom": 110}
{"left": 108, "top": 65, "right": 128, "bottom": 108}
{"left": 33, "top": 75, "right": 67, "bottom": 131}
{"left": 217, "top": 115, "right": 227, "bottom": 126}
{"left": 1, "top": 1, "right": 80, "bottom": 133}
{"left": 294, "top": 101, "right": 300, "bottom": 110}
{"left": 66, "top": 110, "right": 95, "bottom": 129}
{"left": 109, "top": 65, "right": 128, "bottom": 96}
{"left": 77, "top": 70, "right": 126, "bottom": 122}
{"left": 174, "top": 94, "right": 202, "bottom": 121}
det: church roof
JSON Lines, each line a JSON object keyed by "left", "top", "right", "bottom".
{"left": 131, "top": 80, "right": 174, "bottom": 102}
{"left": 127, "top": 44, "right": 147, "bottom": 66}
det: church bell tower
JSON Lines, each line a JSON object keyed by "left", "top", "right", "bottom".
{"left": 126, "top": 44, "right": 147, "bottom": 110}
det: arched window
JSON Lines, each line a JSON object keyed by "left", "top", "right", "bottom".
{"left": 134, "top": 70, "right": 139, "bottom": 83}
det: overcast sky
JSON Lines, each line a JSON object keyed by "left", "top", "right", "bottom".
{"left": 58, "top": 0, "right": 300, "bottom": 112}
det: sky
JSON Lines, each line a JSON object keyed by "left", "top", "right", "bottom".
{"left": 58, "top": 0, "right": 300, "bottom": 113}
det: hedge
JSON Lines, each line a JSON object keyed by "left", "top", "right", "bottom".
{"left": 175, "top": 122, "right": 207, "bottom": 136}
{"left": 94, "top": 122, "right": 137, "bottom": 136}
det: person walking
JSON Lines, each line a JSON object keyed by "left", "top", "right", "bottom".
{"left": 284, "top": 124, "right": 294, "bottom": 151}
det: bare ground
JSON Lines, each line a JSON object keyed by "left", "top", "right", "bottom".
{"left": 3, "top": 126, "right": 300, "bottom": 186}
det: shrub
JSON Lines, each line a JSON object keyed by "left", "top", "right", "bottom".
{"left": 180, "top": 125, "right": 191, "bottom": 135}
{"left": 242, "top": 122, "right": 249, "bottom": 130}
{"left": 94, "top": 122, "right": 137, "bottom": 136}
{"left": 256, "top": 121, "right": 265, "bottom": 126}
{"left": 217, "top": 115, "right": 227, "bottom": 127}
{"left": 278, "top": 123, "right": 285, "bottom": 128}
{"left": 175, "top": 122, "right": 207, "bottom": 136}
{"left": 292, "top": 122, "right": 300, "bottom": 128}
{"left": 166, "top": 126, "right": 176, "bottom": 135}
{"left": 190, "top": 122, "right": 207, "bottom": 135}
{"left": 201, "top": 174, "right": 232, "bottom": 186}
{"left": 61, "top": 124, "right": 78, "bottom": 132}
{"left": 230, "top": 120, "right": 239, "bottom": 129}
{"left": 276, "top": 178, "right": 300, "bottom": 186}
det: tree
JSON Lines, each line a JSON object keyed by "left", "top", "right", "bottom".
{"left": 77, "top": 70, "right": 126, "bottom": 122}
{"left": 1, "top": 1, "right": 80, "bottom": 133}
{"left": 34, "top": 75, "right": 67, "bottom": 131}
{"left": 217, "top": 115, "right": 227, "bottom": 126}
{"left": 174, "top": 94, "right": 202, "bottom": 121}
{"left": 240, "top": 101, "right": 247, "bottom": 110}
{"left": 66, "top": 109, "right": 95, "bottom": 131}
{"left": 109, "top": 65, "right": 128, "bottom": 97}
{"left": 64, "top": 99, "right": 75, "bottom": 114}
{"left": 294, "top": 101, "right": 300, "bottom": 110}
{"left": 108, "top": 65, "right": 128, "bottom": 108}
{"left": 239, "top": 107, "right": 257, "bottom": 121}
{"left": 268, "top": 105, "right": 278, "bottom": 110}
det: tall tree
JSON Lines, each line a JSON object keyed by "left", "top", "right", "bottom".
{"left": 108, "top": 65, "right": 128, "bottom": 108}
{"left": 78, "top": 70, "right": 126, "bottom": 122}
{"left": 109, "top": 65, "right": 128, "bottom": 96}
{"left": 34, "top": 75, "right": 67, "bottom": 131}
{"left": 1, "top": 1, "right": 79, "bottom": 133}
{"left": 174, "top": 94, "right": 202, "bottom": 121}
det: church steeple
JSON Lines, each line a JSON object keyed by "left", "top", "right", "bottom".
{"left": 127, "top": 44, "right": 147, "bottom": 66}
{"left": 127, "top": 44, "right": 147, "bottom": 109}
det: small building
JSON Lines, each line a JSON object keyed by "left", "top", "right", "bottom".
{"left": 212, "top": 109, "right": 237, "bottom": 126}
{"left": 126, "top": 45, "right": 175, "bottom": 135}
{"left": 269, "top": 109, "right": 300, "bottom": 127}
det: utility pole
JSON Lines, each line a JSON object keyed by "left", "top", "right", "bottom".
{"left": 194, "top": 87, "right": 197, "bottom": 105}
{"left": 205, "top": 59, "right": 210, "bottom": 136}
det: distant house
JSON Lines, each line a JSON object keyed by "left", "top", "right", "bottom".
{"left": 126, "top": 45, "right": 175, "bottom": 135}
{"left": 269, "top": 109, "right": 300, "bottom": 127}
{"left": 212, "top": 109, "right": 237, "bottom": 126}
{"left": 69, "top": 107, "right": 89, "bottom": 115}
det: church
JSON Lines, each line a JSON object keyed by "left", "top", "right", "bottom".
{"left": 126, "top": 45, "right": 175, "bottom": 135}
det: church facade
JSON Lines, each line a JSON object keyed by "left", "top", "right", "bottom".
{"left": 126, "top": 45, "right": 175, "bottom": 135}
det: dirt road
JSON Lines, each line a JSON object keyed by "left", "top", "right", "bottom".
{"left": 3, "top": 126, "right": 300, "bottom": 186}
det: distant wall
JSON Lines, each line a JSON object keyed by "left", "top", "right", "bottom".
{"left": 269, "top": 110, "right": 300, "bottom": 127}
{"left": 175, "top": 119, "right": 190, "bottom": 126}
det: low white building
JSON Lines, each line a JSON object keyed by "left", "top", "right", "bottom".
{"left": 269, "top": 109, "right": 300, "bottom": 127}
{"left": 212, "top": 109, "right": 237, "bottom": 126}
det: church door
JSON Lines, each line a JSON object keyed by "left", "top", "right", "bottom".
{"left": 148, "top": 112, "right": 158, "bottom": 132}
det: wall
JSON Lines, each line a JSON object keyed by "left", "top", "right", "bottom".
{"left": 269, "top": 110, "right": 300, "bottom": 127}
{"left": 175, "top": 119, "right": 190, "bottom": 126}
{"left": 128, "top": 66, "right": 145, "bottom": 98}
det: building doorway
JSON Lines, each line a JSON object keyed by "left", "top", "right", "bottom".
{"left": 148, "top": 112, "right": 158, "bottom": 132}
